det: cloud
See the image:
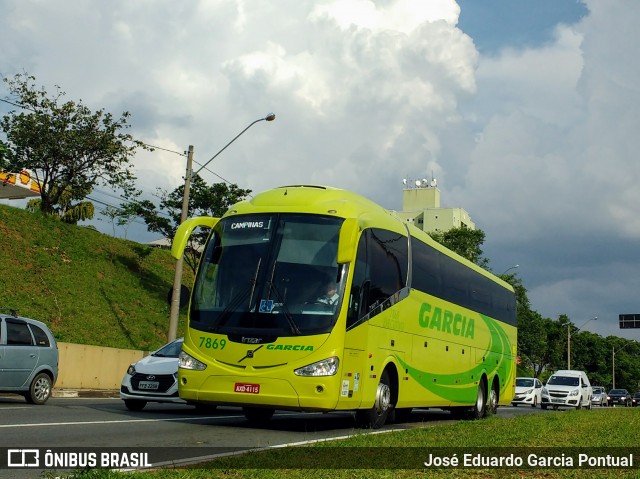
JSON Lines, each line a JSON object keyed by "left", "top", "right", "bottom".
{"left": 449, "top": 0, "right": 640, "bottom": 333}
{"left": 2, "top": 0, "right": 640, "bottom": 338}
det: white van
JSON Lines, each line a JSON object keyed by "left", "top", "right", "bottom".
{"left": 541, "top": 370, "right": 592, "bottom": 410}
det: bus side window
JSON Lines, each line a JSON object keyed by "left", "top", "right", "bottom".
{"left": 347, "top": 228, "right": 408, "bottom": 328}
{"left": 366, "top": 229, "right": 407, "bottom": 314}
{"left": 347, "top": 232, "right": 369, "bottom": 329}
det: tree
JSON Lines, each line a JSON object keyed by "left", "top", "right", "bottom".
{"left": 428, "top": 227, "right": 489, "bottom": 267}
{"left": 0, "top": 73, "right": 146, "bottom": 223}
{"left": 100, "top": 204, "right": 138, "bottom": 238}
{"left": 125, "top": 174, "right": 251, "bottom": 274}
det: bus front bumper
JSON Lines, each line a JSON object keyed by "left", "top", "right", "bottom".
{"left": 179, "top": 371, "right": 340, "bottom": 411}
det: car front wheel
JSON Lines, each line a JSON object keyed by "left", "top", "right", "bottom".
{"left": 124, "top": 399, "right": 147, "bottom": 411}
{"left": 25, "top": 373, "right": 52, "bottom": 405}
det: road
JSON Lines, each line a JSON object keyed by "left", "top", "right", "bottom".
{"left": 0, "top": 394, "right": 549, "bottom": 478}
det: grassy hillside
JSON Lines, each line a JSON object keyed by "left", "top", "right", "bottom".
{"left": 0, "top": 203, "right": 193, "bottom": 351}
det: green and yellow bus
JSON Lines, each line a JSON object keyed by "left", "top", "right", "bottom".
{"left": 171, "top": 185, "right": 517, "bottom": 428}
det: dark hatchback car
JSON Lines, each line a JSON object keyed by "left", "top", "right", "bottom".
{"left": 607, "top": 388, "right": 632, "bottom": 407}
{"left": 632, "top": 391, "right": 640, "bottom": 407}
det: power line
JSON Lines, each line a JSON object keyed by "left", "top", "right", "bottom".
{"left": 139, "top": 143, "right": 186, "bottom": 156}
{"left": 192, "top": 160, "right": 254, "bottom": 198}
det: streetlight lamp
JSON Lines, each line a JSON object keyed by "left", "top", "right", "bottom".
{"left": 567, "top": 316, "right": 597, "bottom": 369}
{"left": 612, "top": 341, "right": 636, "bottom": 389}
{"left": 500, "top": 265, "right": 519, "bottom": 275}
{"left": 167, "top": 113, "right": 276, "bottom": 341}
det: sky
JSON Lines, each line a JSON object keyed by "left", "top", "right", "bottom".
{"left": 1, "top": 0, "right": 638, "bottom": 342}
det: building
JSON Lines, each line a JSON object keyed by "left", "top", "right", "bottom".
{"left": 394, "top": 178, "right": 475, "bottom": 233}
{"left": 0, "top": 170, "right": 41, "bottom": 200}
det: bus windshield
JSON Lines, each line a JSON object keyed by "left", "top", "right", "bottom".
{"left": 190, "top": 213, "right": 345, "bottom": 337}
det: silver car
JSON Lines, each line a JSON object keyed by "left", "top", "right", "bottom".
{"left": 591, "top": 386, "right": 606, "bottom": 406}
{"left": 512, "top": 377, "right": 543, "bottom": 407}
{"left": 120, "top": 337, "right": 186, "bottom": 411}
{"left": 0, "top": 310, "right": 59, "bottom": 404}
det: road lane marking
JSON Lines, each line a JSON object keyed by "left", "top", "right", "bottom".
{"left": 0, "top": 410, "right": 310, "bottom": 429}
{"left": 0, "top": 414, "right": 242, "bottom": 428}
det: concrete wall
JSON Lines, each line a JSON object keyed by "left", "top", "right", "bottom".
{"left": 56, "top": 342, "right": 146, "bottom": 390}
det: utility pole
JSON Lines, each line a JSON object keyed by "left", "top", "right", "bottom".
{"left": 167, "top": 145, "right": 193, "bottom": 342}
{"left": 165, "top": 113, "right": 276, "bottom": 342}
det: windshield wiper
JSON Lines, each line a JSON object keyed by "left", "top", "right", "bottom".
{"left": 267, "top": 279, "right": 301, "bottom": 335}
{"left": 212, "top": 259, "right": 262, "bottom": 332}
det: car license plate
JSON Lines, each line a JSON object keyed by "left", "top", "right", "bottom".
{"left": 551, "top": 398, "right": 564, "bottom": 403}
{"left": 234, "top": 383, "right": 260, "bottom": 394}
{"left": 138, "top": 381, "right": 159, "bottom": 390}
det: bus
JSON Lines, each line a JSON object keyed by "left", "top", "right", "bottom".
{"left": 171, "top": 185, "right": 517, "bottom": 428}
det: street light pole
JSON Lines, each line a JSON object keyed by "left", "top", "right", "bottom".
{"left": 167, "top": 114, "right": 276, "bottom": 342}
{"left": 612, "top": 341, "right": 635, "bottom": 389}
{"left": 567, "top": 316, "right": 597, "bottom": 369}
{"left": 500, "top": 265, "right": 519, "bottom": 276}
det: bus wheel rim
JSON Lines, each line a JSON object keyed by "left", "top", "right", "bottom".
{"left": 375, "top": 382, "right": 391, "bottom": 415}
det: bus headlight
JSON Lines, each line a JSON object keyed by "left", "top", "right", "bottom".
{"left": 294, "top": 357, "right": 339, "bottom": 377}
{"left": 179, "top": 351, "right": 207, "bottom": 371}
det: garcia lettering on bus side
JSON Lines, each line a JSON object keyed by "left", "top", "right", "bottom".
{"left": 418, "top": 302, "right": 475, "bottom": 339}
{"left": 266, "top": 344, "right": 314, "bottom": 351}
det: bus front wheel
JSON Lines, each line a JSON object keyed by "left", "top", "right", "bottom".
{"left": 355, "top": 370, "right": 392, "bottom": 429}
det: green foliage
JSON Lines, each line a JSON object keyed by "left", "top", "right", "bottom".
{"left": 428, "top": 227, "right": 488, "bottom": 268}
{"left": 0, "top": 202, "right": 192, "bottom": 350}
{"left": 0, "top": 73, "right": 148, "bottom": 219}
{"left": 0, "top": 139, "right": 7, "bottom": 163}
{"left": 101, "top": 205, "right": 137, "bottom": 238}
{"left": 26, "top": 186, "right": 95, "bottom": 224}
{"left": 124, "top": 174, "right": 251, "bottom": 274}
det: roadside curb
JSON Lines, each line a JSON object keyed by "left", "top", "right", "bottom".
{"left": 53, "top": 389, "right": 120, "bottom": 399}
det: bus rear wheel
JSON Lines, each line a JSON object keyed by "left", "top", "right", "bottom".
{"left": 355, "top": 370, "right": 392, "bottom": 429}
{"left": 471, "top": 379, "right": 488, "bottom": 419}
{"left": 487, "top": 380, "right": 499, "bottom": 416}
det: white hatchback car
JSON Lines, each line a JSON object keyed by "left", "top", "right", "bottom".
{"left": 120, "top": 337, "right": 186, "bottom": 411}
{"left": 512, "top": 377, "right": 543, "bottom": 407}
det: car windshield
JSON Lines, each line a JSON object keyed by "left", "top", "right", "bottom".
{"left": 516, "top": 378, "right": 534, "bottom": 387}
{"left": 547, "top": 375, "right": 580, "bottom": 387}
{"left": 152, "top": 339, "right": 184, "bottom": 358}
{"left": 593, "top": 387, "right": 604, "bottom": 393}
{"left": 609, "top": 389, "right": 626, "bottom": 395}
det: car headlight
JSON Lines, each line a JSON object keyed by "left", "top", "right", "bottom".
{"left": 523, "top": 388, "right": 533, "bottom": 395}
{"left": 179, "top": 351, "right": 207, "bottom": 371}
{"left": 127, "top": 364, "right": 136, "bottom": 376}
{"left": 569, "top": 389, "right": 580, "bottom": 396}
{"left": 542, "top": 387, "right": 548, "bottom": 395}
{"left": 294, "top": 357, "right": 339, "bottom": 377}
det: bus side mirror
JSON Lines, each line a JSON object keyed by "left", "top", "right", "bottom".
{"left": 337, "top": 218, "right": 359, "bottom": 264}
{"left": 171, "top": 217, "right": 220, "bottom": 260}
